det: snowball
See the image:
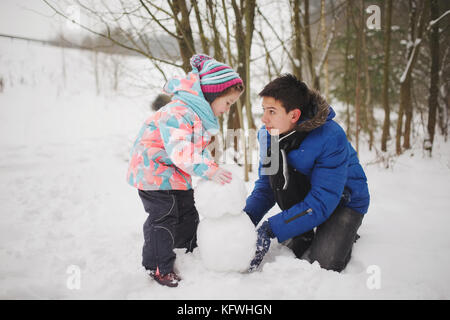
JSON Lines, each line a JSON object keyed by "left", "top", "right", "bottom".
{"left": 194, "top": 166, "right": 247, "bottom": 219}
{"left": 197, "top": 213, "right": 257, "bottom": 272}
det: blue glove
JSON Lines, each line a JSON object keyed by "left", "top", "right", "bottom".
{"left": 248, "top": 221, "right": 275, "bottom": 272}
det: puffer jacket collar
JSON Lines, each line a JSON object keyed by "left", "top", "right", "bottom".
{"left": 296, "top": 90, "right": 333, "bottom": 132}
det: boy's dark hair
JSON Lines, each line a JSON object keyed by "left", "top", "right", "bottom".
{"left": 259, "top": 74, "right": 314, "bottom": 117}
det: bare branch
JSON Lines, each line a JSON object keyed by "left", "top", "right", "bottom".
{"left": 256, "top": 5, "right": 296, "bottom": 67}
{"left": 41, "top": 0, "right": 182, "bottom": 69}
{"left": 427, "top": 9, "right": 450, "bottom": 31}
{"left": 139, "top": 0, "right": 181, "bottom": 40}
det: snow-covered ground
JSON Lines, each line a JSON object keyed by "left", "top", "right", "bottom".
{"left": 1, "top": 38, "right": 450, "bottom": 300}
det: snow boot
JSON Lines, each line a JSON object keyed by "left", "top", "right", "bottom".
{"left": 150, "top": 267, "right": 181, "bottom": 288}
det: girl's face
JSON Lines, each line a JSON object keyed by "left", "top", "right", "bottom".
{"left": 261, "top": 96, "right": 301, "bottom": 135}
{"left": 210, "top": 90, "right": 242, "bottom": 117}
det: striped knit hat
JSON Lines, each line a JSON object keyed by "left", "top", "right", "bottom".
{"left": 190, "top": 54, "right": 243, "bottom": 104}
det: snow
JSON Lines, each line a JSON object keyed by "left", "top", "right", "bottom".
{"left": 194, "top": 165, "right": 247, "bottom": 219}
{"left": 195, "top": 169, "right": 256, "bottom": 272}
{"left": 1, "top": 38, "right": 450, "bottom": 300}
{"left": 428, "top": 10, "right": 450, "bottom": 30}
{"left": 197, "top": 214, "right": 256, "bottom": 273}
{"left": 400, "top": 38, "right": 422, "bottom": 84}
{"left": 194, "top": 165, "right": 256, "bottom": 272}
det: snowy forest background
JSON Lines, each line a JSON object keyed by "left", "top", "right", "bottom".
{"left": 0, "top": 0, "right": 449, "bottom": 299}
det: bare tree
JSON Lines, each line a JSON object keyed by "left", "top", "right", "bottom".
{"left": 425, "top": 0, "right": 441, "bottom": 154}
{"left": 320, "top": 0, "right": 329, "bottom": 100}
{"left": 303, "top": 0, "right": 316, "bottom": 88}
{"left": 291, "top": 0, "right": 303, "bottom": 80}
{"left": 361, "top": 3, "right": 374, "bottom": 151}
{"left": 206, "top": 0, "right": 224, "bottom": 61}
{"left": 381, "top": 0, "right": 393, "bottom": 152}
{"left": 166, "top": 0, "right": 197, "bottom": 72}
{"left": 230, "top": 0, "right": 257, "bottom": 180}
{"left": 344, "top": 0, "right": 352, "bottom": 139}
{"left": 396, "top": 0, "right": 428, "bottom": 154}
{"left": 192, "top": 0, "right": 210, "bottom": 55}
{"left": 352, "top": 0, "right": 364, "bottom": 154}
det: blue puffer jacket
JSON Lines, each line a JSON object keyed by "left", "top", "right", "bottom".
{"left": 244, "top": 91, "right": 370, "bottom": 243}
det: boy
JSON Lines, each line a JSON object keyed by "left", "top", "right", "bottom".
{"left": 245, "top": 74, "right": 370, "bottom": 272}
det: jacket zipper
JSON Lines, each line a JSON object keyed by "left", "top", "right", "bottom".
{"left": 284, "top": 208, "right": 313, "bottom": 223}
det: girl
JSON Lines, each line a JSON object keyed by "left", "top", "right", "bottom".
{"left": 127, "top": 54, "right": 244, "bottom": 287}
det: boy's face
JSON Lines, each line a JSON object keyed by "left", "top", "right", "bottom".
{"left": 210, "top": 90, "right": 242, "bottom": 117}
{"left": 261, "top": 96, "right": 301, "bottom": 135}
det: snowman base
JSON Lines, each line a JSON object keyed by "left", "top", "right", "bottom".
{"left": 197, "top": 213, "right": 257, "bottom": 273}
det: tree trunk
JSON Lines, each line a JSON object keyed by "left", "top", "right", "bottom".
{"left": 344, "top": 1, "right": 351, "bottom": 140}
{"left": 169, "top": 0, "right": 196, "bottom": 73}
{"left": 291, "top": 0, "right": 303, "bottom": 79}
{"left": 94, "top": 50, "right": 100, "bottom": 95}
{"left": 438, "top": 78, "right": 449, "bottom": 141}
{"left": 192, "top": 0, "right": 209, "bottom": 55}
{"left": 303, "top": 0, "right": 315, "bottom": 88}
{"left": 426, "top": 0, "right": 440, "bottom": 154}
{"left": 353, "top": 0, "right": 364, "bottom": 154}
{"left": 207, "top": 0, "right": 224, "bottom": 61}
{"left": 321, "top": 0, "right": 329, "bottom": 100}
{"left": 230, "top": 0, "right": 257, "bottom": 180}
{"left": 396, "top": 75, "right": 409, "bottom": 154}
{"left": 244, "top": 0, "right": 256, "bottom": 131}
{"left": 362, "top": 5, "right": 373, "bottom": 150}
{"left": 113, "top": 57, "right": 119, "bottom": 91}
{"left": 243, "top": 0, "right": 257, "bottom": 178}
{"left": 381, "top": 0, "right": 393, "bottom": 152}
{"left": 402, "top": 0, "right": 428, "bottom": 151}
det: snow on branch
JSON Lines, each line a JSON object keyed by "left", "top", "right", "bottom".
{"left": 428, "top": 10, "right": 450, "bottom": 31}
{"left": 400, "top": 38, "right": 422, "bottom": 83}
{"left": 314, "top": 12, "right": 337, "bottom": 78}
{"left": 315, "top": 27, "right": 335, "bottom": 78}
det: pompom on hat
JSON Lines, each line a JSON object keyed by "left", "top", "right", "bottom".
{"left": 190, "top": 54, "right": 243, "bottom": 104}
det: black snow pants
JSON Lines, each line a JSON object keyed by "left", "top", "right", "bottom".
{"left": 138, "top": 189, "right": 199, "bottom": 274}
{"left": 285, "top": 204, "right": 363, "bottom": 272}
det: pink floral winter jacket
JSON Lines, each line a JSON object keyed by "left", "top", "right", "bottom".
{"left": 126, "top": 72, "right": 220, "bottom": 190}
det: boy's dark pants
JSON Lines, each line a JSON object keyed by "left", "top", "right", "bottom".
{"left": 138, "top": 189, "right": 199, "bottom": 274}
{"left": 285, "top": 205, "right": 363, "bottom": 272}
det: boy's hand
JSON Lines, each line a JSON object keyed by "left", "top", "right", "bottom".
{"left": 248, "top": 221, "right": 275, "bottom": 272}
{"left": 211, "top": 168, "right": 232, "bottom": 185}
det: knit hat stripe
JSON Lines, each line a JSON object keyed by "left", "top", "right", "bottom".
{"left": 201, "top": 72, "right": 240, "bottom": 84}
{"left": 200, "top": 65, "right": 229, "bottom": 76}
{"left": 199, "top": 60, "right": 217, "bottom": 73}
{"left": 201, "top": 68, "right": 236, "bottom": 80}
{"left": 201, "top": 78, "right": 243, "bottom": 92}
{"left": 189, "top": 53, "right": 243, "bottom": 103}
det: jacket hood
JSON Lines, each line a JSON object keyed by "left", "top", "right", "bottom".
{"left": 163, "top": 72, "right": 219, "bottom": 134}
{"left": 295, "top": 89, "right": 334, "bottom": 132}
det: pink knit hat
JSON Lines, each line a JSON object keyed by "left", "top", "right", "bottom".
{"left": 190, "top": 54, "right": 243, "bottom": 103}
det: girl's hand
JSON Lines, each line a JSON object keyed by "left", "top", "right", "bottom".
{"left": 211, "top": 168, "right": 232, "bottom": 185}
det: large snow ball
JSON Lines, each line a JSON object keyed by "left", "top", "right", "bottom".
{"left": 197, "top": 213, "right": 257, "bottom": 272}
{"left": 194, "top": 168, "right": 247, "bottom": 219}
